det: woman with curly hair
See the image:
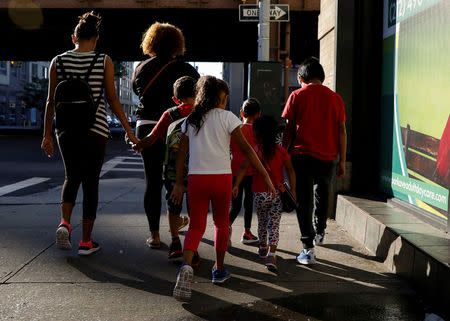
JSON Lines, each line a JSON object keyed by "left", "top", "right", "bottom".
{"left": 132, "top": 22, "right": 199, "bottom": 249}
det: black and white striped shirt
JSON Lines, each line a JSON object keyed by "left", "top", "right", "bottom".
{"left": 56, "top": 51, "right": 109, "bottom": 138}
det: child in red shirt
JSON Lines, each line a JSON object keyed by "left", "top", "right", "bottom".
{"left": 282, "top": 57, "right": 347, "bottom": 265}
{"left": 132, "top": 76, "right": 197, "bottom": 261}
{"left": 229, "top": 98, "right": 261, "bottom": 246}
{"left": 233, "top": 115, "right": 296, "bottom": 272}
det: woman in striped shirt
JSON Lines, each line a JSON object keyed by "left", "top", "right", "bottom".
{"left": 41, "top": 11, "right": 137, "bottom": 256}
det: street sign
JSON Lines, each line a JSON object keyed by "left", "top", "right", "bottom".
{"left": 239, "top": 4, "right": 289, "bottom": 22}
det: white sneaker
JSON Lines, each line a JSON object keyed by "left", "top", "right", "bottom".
{"left": 314, "top": 232, "right": 325, "bottom": 246}
{"left": 55, "top": 223, "right": 72, "bottom": 250}
{"left": 296, "top": 248, "right": 316, "bottom": 265}
{"left": 173, "top": 263, "right": 194, "bottom": 302}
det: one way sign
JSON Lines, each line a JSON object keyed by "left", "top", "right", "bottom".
{"left": 239, "top": 4, "right": 290, "bottom": 22}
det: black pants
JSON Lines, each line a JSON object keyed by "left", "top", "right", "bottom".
{"left": 136, "top": 124, "right": 165, "bottom": 232}
{"left": 292, "top": 154, "right": 336, "bottom": 249}
{"left": 229, "top": 175, "right": 254, "bottom": 229}
{"left": 57, "top": 131, "right": 107, "bottom": 220}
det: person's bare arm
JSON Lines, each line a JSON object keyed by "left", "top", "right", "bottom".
{"left": 231, "top": 127, "right": 276, "bottom": 196}
{"left": 282, "top": 119, "right": 295, "bottom": 151}
{"left": 170, "top": 134, "right": 189, "bottom": 204}
{"left": 41, "top": 58, "right": 57, "bottom": 158}
{"left": 284, "top": 159, "right": 296, "bottom": 199}
{"left": 232, "top": 160, "right": 250, "bottom": 198}
{"left": 104, "top": 56, "right": 138, "bottom": 143}
{"left": 336, "top": 121, "right": 347, "bottom": 178}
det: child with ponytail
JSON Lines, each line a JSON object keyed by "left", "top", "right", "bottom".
{"left": 171, "top": 76, "right": 275, "bottom": 302}
{"left": 233, "top": 115, "right": 296, "bottom": 272}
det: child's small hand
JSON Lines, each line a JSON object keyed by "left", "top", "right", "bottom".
{"left": 132, "top": 141, "right": 143, "bottom": 153}
{"left": 264, "top": 177, "right": 277, "bottom": 198}
{"left": 170, "top": 183, "right": 184, "bottom": 205}
{"left": 232, "top": 186, "right": 239, "bottom": 198}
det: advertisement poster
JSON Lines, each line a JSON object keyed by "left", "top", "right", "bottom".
{"left": 380, "top": 0, "right": 449, "bottom": 223}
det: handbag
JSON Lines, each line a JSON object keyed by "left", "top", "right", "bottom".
{"left": 280, "top": 181, "right": 298, "bottom": 212}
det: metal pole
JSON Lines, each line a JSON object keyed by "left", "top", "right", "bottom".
{"left": 258, "top": 0, "right": 270, "bottom": 61}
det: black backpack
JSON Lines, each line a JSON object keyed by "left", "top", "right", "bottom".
{"left": 54, "top": 53, "right": 101, "bottom": 133}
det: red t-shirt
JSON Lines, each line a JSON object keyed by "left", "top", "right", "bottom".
{"left": 252, "top": 145, "right": 290, "bottom": 192}
{"left": 231, "top": 123, "right": 256, "bottom": 176}
{"left": 150, "top": 103, "right": 193, "bottom": 141}
{"left": 282, "top": 84, "right": 345, "bottom": 161}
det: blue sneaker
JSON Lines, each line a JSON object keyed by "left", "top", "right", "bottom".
{"left": 296, "top": 248, "right": 316, "bottom": 265}
{"left": 173, "top": 263, "right": 193, "bottom": 302}
{"left": 314, "top": 232, "right": 325, "bottom": 246}
{"left": 211, "top": 268, "right": 231, "bottom": 284}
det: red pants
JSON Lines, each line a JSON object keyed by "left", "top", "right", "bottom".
{"left": 183, "top": 174, "right": 232, "bottom": 252}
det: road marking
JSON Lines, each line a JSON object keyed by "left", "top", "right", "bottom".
{"left": 0, "top": 177, "right": 50, "bottom": 197}
{"left": 108, "top": 168, "right": 144, "bottom": 172}
{"left": 100, "top": 156, "right": 144, "bottom": 177}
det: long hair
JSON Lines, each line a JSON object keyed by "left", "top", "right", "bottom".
{"left": 252, "top": 115, "right": 280, "bottom": 164}
{"left": 185, "top": 76, "right": 229, "bottom": 134}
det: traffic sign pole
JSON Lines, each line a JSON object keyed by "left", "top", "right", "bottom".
{"left": 258, "top": 0, "right": 270, "bottom": 61}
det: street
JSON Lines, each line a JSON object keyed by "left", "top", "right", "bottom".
{"left": 0, "top": 133, "right": 428, "bottom": 320}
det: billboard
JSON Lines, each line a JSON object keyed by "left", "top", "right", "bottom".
{"left": 380, "top": 0, "right": 449, "bottom": 223}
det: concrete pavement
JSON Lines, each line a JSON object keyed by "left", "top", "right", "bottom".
{"left": 0, "top": 175, "right": 428, "bottom": 320}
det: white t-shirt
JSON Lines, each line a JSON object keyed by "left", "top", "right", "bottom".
{"left": 181, "top": 108, "right": 242, "bottom": 175}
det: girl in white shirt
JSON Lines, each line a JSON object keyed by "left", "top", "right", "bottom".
{"left": 171, "top": 76, "right": 275, "bottom": 302}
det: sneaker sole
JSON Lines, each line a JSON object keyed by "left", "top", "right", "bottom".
{"left": 212, "top": 275, "right": 231, "bottom": 284}
{"left": 241, "top": 238, "right": 258, "bottom": 244}
{"left": 173, "top": 266, "right": 193, "bottom": 302}
{"left": 265, "top": 263, "right": 278, "bottom": 272}
{"left": 296, "top": 258, "right": 316, "bottom": 265}
{"left": 56, "top": 228, "right": 72, "bottom": 250}
{"left": 78, "top": 247, "right": 101, "bottom": 256}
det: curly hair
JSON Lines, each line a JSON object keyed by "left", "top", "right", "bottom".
{"left": 74, "top": 11, "right": 101, "bottom": 40}
{"left": 186, "top": 76, "right": 229, "bottom": 134}
{"left": 141, "top": 22, "right": 185, "bottom": 57}
{"left": 252, "top": 115, "right": 280, "bottom": 164}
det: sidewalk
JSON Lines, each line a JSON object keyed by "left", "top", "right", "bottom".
{"left": 0, "top": 177, "right": 427, "bottom": 320}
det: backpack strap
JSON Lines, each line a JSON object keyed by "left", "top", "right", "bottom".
{"left": 56, "top": 55, "right": 70, "bottom": 80}
{"left": 85, "top": 52, "right": 101, "bottom": 82}
{"left": 140, "top": 59, "right": 176, "bottom": 101}
{"left": 167, "top": 106, "right": 182, "bottom": 121}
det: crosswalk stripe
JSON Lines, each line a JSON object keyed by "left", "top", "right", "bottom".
{"left": 109, "top": 168, "right": 144, "bottom": 172}
{"left": 0, "top": 177, "right": 50, "bottom": 197}
{"left": 100, "top": 155, "right": 144, "bottom": 177}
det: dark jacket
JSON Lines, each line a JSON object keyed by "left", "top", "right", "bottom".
{"left": 132, "top": 56, "right": 200, "bottom": 121}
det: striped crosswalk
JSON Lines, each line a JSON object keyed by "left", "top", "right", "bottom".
{"left": 0, "top": 177, "right": 50, "bottom": 197}
{"left": 100, "top": 155, "right": 143, "bottom": 177}
{"left": 0, "top": 154, "right": 143, "bottom": 198}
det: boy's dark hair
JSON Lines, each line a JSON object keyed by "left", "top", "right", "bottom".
{"left": 297, "top": 57, "right": 325, "bottom": 83}
{"left": 186, "top": 76, "right": 229, "bottom": 134}
{"left": 173, "top": 76, "right": 196, "bottom": 100}
{"left": 253, "top": 115, "right": 280, "bottom": 163}
{"left": 241, "top": 98, "right": 261, "bottom": 118}
{"left": 74, "top": 11, "right": 101, "bottom": 40}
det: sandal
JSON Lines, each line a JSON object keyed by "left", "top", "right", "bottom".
{"left": 146, "top": 232, "right": 160, "bottom": 249}
{"left": 177, "top": 216, "right": 189, "bottom": 231}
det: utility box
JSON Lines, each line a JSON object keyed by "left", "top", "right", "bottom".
{"left": 248, "top": 61, "right": 283, "bottom": 120}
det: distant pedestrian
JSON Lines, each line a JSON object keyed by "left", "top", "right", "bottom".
{"left": 233, "top": 115, "right": 296, "bottom": 272}
{"left": 229, "top": 98, "right": 261, "bottom": 246}
{"left": 132, "top": 76, "right": 197, "bottom": 261}
{"left": 170, "top": 76, "right": 275, "bottom": 302}
{"left": 132, "top": 22, "right": 199, "bottom": 249}
{"left": 282, "top": 57, "right": 347, "bottom": 265}
{"left": 40, "top": 11, "right": 137, "bottom": 255}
